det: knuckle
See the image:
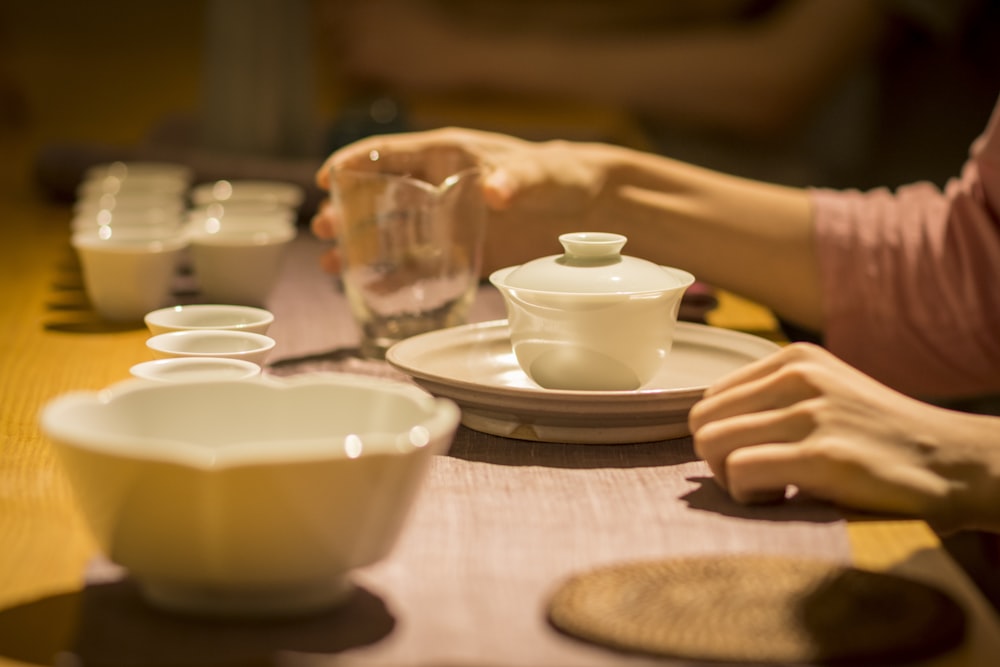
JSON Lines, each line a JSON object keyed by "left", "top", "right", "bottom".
{"left": 690, "top": 418, "right": 726, "bottom": 452}
{"left": 687, "top": 399, "right": 712, "bottom": 431}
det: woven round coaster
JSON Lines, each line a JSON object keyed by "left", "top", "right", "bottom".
{"left": 548, "top": 555, "right": 966, "bottom": 664}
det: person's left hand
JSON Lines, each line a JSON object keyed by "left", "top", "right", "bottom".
{"left": 311, "top": 127, "right": 616, "bottom": 275}
{"left": 688, "top": 342, "right": 995, "bottom": 533}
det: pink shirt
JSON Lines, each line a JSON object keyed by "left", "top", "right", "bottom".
{"left": 812, "top": 93, "right": 1000, "bottom": 399}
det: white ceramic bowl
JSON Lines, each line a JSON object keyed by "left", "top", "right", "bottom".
{"left": 489, "top": 232, "right": 694, "bottom": 391}
{"left": 39, "top": 374, "right": 461, "bottom": 616}
{"left": 144, "top": 304, "right": 274, "bottom": 335}
{"left": 130, "top": 357, "right": 262, "bottom": 382}
{"left": 146, "top": 330, "right": 276, "bottom": 366}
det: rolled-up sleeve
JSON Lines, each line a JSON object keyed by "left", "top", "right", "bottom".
{"left": 811, "top": 95, "right": 1000, "bottom": 399}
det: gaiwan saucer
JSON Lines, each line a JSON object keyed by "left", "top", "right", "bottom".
{"left": 387, "top": 320, "right": 780, "bottom": 444}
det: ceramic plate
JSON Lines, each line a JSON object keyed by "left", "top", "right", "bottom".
{"left": 387, "top": 320, "right": 781, "bottom": 444}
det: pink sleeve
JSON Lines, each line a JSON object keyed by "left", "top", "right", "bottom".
{"left": 810, "top": 94, "right": 1000, "bottom": 399}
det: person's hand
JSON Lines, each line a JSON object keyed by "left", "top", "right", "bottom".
{"left": 311, "top": 127, "right": 617, "bottom": 275}
{"left": 689, "top": 342, "right": 1000, "bottom": 533}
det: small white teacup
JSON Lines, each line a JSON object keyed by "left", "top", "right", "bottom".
{"left": 144, "top": 304, "right": 274, "bottom": 335}
{"left": 146, "top": 330, "right": 276, "bottom": 367}
{"left": 187, "top": 217, "right": 295, "bottom": 307}
{"left": 71, "top": 226, "right": 188, "bottom": 322}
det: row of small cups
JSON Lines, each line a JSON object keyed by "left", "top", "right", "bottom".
{"left": 130, "top": 304, "right": 277, "bottom": 382}
{"left": 70, "top": 163, "right": 304, "bottom": 320}
{"left": 74, "top": 161, "right": 305, "bottom": 228}
{"left": 76, "top": 161, "right": 193, "bottom": 224}
{"left": 71, "top": 217, "right": 296, "bottom": 320}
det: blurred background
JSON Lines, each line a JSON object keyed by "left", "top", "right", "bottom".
{"left": 2, "top": 0, "right": 1000, "bottom": 614}
{"left": 2, "top": 0, "right": 999, "bottom": 224}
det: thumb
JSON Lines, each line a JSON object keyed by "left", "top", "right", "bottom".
{"left": 482, "top": 158, "right": 545, "bottom": 210}
{"left": 483, "top": 168, "right": 514, "bottom": 211}
{"left": 483, "top": 147, "right": 601, "bottom": 214}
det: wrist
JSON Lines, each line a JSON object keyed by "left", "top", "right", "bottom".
{"left": 595, "top": 146, "right": 821, "bottom": 327}
{"left": 941, "top": 411, "right": 1000, "bottom": 533}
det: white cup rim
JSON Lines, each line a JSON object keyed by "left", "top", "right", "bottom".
{"left": 144, "top": 304, "right": 274, "bottom": 333}
{"left": 130, "top": 357, "right": 262, "bottom": 382}
{"left": 187, "top": 225, "right": 296, "bottom": 246}
{"left": 146, "top": 330, "right": 276, "bottom": 356}
{"left": 71, "top": 227, "right": 189, "bottom": 252}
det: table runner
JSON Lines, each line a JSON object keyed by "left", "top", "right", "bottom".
{"left": 336, "top": 433, "right": 852, "bottom": 666}
{"left": 74, "top": 235, "right": 852, "bottom": 666}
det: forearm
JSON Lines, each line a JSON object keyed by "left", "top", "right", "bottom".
{"left": 593, "top": 144, "right": 822, "bottom": 329}
{"left": 323, "top": 129, "right": 823, "bottom": 329}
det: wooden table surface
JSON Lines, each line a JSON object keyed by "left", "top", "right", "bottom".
{"left": 3, "top": 4, "right": 1000, "bottom": 663}
{"left": 3, "top": 200, "right": 1000, "bottom": 665}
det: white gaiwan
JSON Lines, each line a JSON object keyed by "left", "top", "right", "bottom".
{"left": 489, "top": 232, "right": 694, "bottom": 391}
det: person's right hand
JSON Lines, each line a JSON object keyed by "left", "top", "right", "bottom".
{"left": 311, "top": 127, "right": 618, "bottom": 275}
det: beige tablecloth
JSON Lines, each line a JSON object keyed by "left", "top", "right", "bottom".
{"left": 72, "top": 235, "right": 851, "bottom": 666}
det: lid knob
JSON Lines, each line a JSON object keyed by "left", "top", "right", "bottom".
{"left": 558, "top": 232, "right": 626, "bottom": 263}
{"left": 493, "top": 230, "right": 692, "bottom": 294}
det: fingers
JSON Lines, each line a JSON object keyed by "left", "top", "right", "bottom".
{"left": 318, "top": 247, "right": 342, "bottom": 275}
{"left": 694, "top": 413, "right": 832, "bottom": 507}
{"left": 316, "top": 127, "right": 518, "bottom": 191}
{"left": 689, "top": 356, "right": 823, "bottom": 435}
{"left": 315, "top": 138, "right": 403, "bottom": 190}
{"left": 724, "top": 443, "right": 815, "bottom": 504}
{"left": 693, "top": 404, "right": 817, "bottom": 482}
{"left": 315, "top": 134, "right": 418, "bottom": 190}
{"left": 724, "top": 434, "right": 952, "bottom": 525}
{"left": 314, "top": 128, "right": 603, "bottom": 219}
{"left": 483, "top": 170, "right": 514, "bottom": 210}
{"left": 487, "top": 141, "right": 605, "bottom": 214}
{"left": 689, "top": 343, "right": 834, "bottom": 506}
{"left": 310, "top": 199, "right": 341, "bottom": 275}
{"left": 310, "top": 199, "right": 336, "bottom": 239}
{"left": 701, "top": 342, "right": 826, "bottom": 399}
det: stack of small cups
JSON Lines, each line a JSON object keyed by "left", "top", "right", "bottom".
{"left": 133, "top": 304, "right": 277, "bottom": 382}
{"left": 70, "top": 162, "right": 193, "bottom": 322}
{"left": 70, "top": 164, "right": 305, "bottom": 319}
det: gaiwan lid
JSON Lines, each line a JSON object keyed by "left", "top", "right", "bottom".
{"left": 500, "top": 232, "right": 689, "bottom": 294}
